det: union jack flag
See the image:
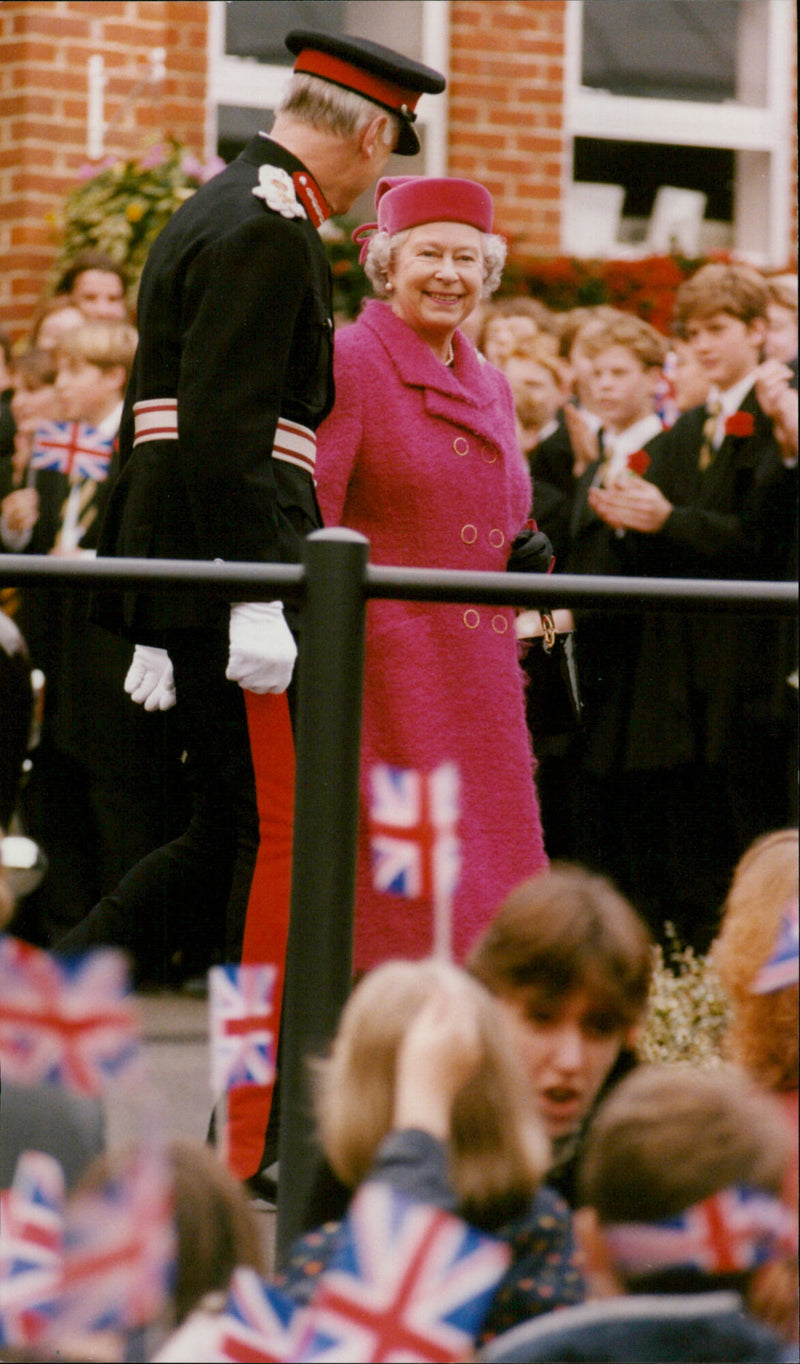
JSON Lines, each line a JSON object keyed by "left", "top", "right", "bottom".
{"left": 54, "top": 1145, "right": 175, "bottom": 1341}
{"left": 369, "top": 764, "right": 461, "bottom": 905}
{"left": 209, "top": 1265, "right": 310, "bottom": 1363}
{"left": 30, "top": 420, "right": 114, "bottom": 481}
{"left": 0, "top": 935, "right": 142, "bottom": 1095}
{"left": 209, "top": 963, "right": 277, "bottom": 1094}
{"left": 751, "top": 898, "right": 799, "bottom": 994}
{"left": 0, "top": 1152, "right": 65, "bottom": 1348}
{"left": 604, "top": 1185, "right": 798, "bottom": 1279}
{"left": 300, "top": 1181, "right": 511, "bottom": 1363}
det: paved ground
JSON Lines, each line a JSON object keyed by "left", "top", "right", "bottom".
{"left": 106, "top": 985, "right": 278, "bottom": 1273}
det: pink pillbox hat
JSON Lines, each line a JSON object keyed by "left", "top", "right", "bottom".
{"left": 354, "top": 176, "right": 494, "bottom": 261}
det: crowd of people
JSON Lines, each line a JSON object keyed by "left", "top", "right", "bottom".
{"left": 0, "top": 20, "right": 798, "bottom": 1362}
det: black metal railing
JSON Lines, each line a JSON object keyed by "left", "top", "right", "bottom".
{"left": 2, "top": 532, "right": 796, "bottom": 1258}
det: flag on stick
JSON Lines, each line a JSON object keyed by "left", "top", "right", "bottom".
{"left": 369, "top": 763, "right": 461, "bottom": 959}
{"left": 0, "top": 1152, "right": 65, "bottom": 1348}
{"left": 30, "top": 420, "right": 114, "bottom": 481}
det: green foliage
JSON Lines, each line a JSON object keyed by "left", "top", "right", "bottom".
{"left": 51, "top": 138, "right": 225, "bottom": 298}
{"left": 637, "top": 924, "right": 731, "bottom": 1068}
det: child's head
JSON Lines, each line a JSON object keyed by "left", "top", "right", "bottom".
{"left": 558, "top": 307, "right": 625, "bottom": 412}
{"left": 56, "top": 249, "right": 129, "bottom": 322}
{"left": 764, "top": 275, "right": 798, "bottom": 365}
{"left": 10, "top": 349, "right": 59, "bottom": 427}
{"left": 582, "top": 315, "right": 666, "bottom": 434}
{"left": 502, "top": 337, "right": 568, "bottom": 438}
{"left": 577, "top": 1065, "right": 795, "bottom": 1297}
{"left": 669, "top": 335, "right": 712, "bottom": 413}
{"left": 712, "top": 829, "right": 798, "bottom": 1094}
{"left": 467, "top": 864, "right": 652, "bottom": 1142}
{"left": 53, "top": 321, "right": 137, "bottom": 425}
{"left": 479, "top": 297, "right": 558, "bottom": 368}
{"left": 673, "top": 263, "right": 769, "bottom": 391}
{"left": 314, "top": 958, "right": 549, "bottom": 1227}
{"left": 28, "top": 295, "right": 86, "bottom": 353}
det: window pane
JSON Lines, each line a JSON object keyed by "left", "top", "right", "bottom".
{"left": 581, "top": 0, "right": 762, "bottom": 105}
{"left": 224, "top": 0, "right": 423, "bottom": 65}
{"left": 574, "top": 138, "right": 734, "bottom": 223}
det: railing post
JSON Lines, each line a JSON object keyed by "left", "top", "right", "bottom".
{"left": 276, "top": 529, "right": 369, "bottom": 1265}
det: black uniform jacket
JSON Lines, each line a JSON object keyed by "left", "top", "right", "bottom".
{"left": 95, "top": 136, "right": 333, "bottom": 635}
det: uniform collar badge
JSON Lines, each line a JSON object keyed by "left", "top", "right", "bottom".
{"left": 292, "top": 171, "right": 331, "bottom": 228}
{"left": 252, "top": 165, "right": 307, "bottom": 219}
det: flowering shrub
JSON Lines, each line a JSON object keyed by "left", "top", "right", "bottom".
{"left": 637, "top": 925, "right": 731, "bottom": 1068}
{"left": 52, "top": 138, "right": 225, "bottom": 295}
{"left": 500, "top": 251, "right": 731, "bottom": 335}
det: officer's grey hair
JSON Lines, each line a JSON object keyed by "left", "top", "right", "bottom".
{"left": 364, "top": 228, "right": 507, "bottom": 299}
{"left": 277, "top": 73, "right": 399, "bottom": 151}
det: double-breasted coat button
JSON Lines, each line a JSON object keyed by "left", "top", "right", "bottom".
{"left": 463, "top": 609, "right": 480, "bottom": 629}
{"left": 491, "top": 615, "right": 509, "bottom": 634}
{"left": 481, "top": 443, "right": 498, "bottom": 464}
{"left": 488, "top": 528, "right": 505, "bottom": 548}
{"left": 461, "top": 524, "right": 478, "bottom": 544}
{"left": 453, "top": 436, "right": 470, "bottom": 456}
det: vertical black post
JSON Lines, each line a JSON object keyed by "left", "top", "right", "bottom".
{"left": 276, "top": 529, "right": 369, "bottom": 1264}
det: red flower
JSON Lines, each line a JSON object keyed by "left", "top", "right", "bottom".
{"left": 627, "top": 449, "right": 651, "bottom": 476}
{"left": 725, "top": 411, "right": 755, "bottom": 438}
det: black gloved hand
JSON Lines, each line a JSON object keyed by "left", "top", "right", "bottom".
{"left": 507, "top": 523, "right": 554, "bottom": 573}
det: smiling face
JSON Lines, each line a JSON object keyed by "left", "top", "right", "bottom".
{"left": 685, "top": 310, "right": 766, "bottom": 391}
{"left": 497, "top": 986, "right": 633, "bottom": 1141}
{"left": 592, "top": 344, "right": 661, "bottom": 434}
{"left": 386, "top": 222, "right": 485, "bottom": 357}
{"left": 70, "top": 269, "right": 127, "bottom": 322}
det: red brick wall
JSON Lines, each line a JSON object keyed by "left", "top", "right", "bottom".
{"left": 448, "top": 0, "right": 566, "bottom": 259}
{"left": 0, "top": 0, "right": 207, "bottom": 342}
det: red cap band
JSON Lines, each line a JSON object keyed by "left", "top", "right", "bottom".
{"left": 293, "top": 48, "right": 421, "bottom": 115}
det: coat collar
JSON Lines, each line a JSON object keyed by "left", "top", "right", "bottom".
{"left": 358, "top": 300, "right": 498, "bottom": 409}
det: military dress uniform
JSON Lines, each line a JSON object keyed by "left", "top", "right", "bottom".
{"left": 61, "top": 29, "right": 447, "bottom": 1184}
{"left": 65, "top": 137, "right": 335, "bottom": 1179}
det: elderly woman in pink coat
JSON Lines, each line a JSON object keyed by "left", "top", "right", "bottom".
{"left": 316, "top": 176, "right": 548, "bottom": 971}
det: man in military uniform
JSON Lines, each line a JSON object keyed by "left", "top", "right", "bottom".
{"left": 59, "top": 31, "right": 445, "bottom": 1189}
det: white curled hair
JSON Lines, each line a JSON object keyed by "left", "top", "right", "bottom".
{"left": 276, "top": 73, "right": 398, "bottom": 150}
{"left": 364, "top": 228, "right": 507, "bottom": 300}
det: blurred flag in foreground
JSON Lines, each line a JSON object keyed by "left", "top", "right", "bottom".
{"left": 0, "top": 935, "right": 141, "bottom": 1095}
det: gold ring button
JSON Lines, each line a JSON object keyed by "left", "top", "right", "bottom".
{"left": 481, "top": 444, "right": 498, "bottom": 464}
{"left": 453, "top": 437, "right": 470, "bottom": 456}
{"left": 463, "top": 609, "right": 480, "bottom": 629}
{"left": 492, "top": 614, "right": 509, "bottom": 634}
{"left": 461, "top": 524, "right": 478, "bottom": 544}
{"left": 489, "top": 529, "right": 505, "bottom": 548}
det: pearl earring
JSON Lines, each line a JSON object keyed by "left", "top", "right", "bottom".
{"left": 385, "top": 281, "right": 393, "bottom": 292}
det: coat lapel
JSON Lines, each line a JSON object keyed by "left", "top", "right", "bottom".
{"left": 360, "top": 301, "right": 508, "bottom": 447}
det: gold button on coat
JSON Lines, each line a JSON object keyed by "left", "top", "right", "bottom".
{"left": 463, "top": 609, "right": 480, "bottom": 629}
{"left": 461, "top": 524, "right": 478, "bottom": 544}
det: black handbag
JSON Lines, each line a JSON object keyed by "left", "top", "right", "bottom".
{"left": 516, "top": 609, "right": 583, "bottom": 738}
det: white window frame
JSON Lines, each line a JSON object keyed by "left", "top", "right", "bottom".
{"left": 206, "top": 0, "right": 450, "bottom": 176}
{"left": 563, "top": 0, "right": 793, "bottom": 265}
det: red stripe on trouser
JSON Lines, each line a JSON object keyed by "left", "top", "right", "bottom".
{"left": 226, "top": 690, "right": 295, "bottom": 1180}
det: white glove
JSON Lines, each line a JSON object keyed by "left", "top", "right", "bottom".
{"left": 226, "top": 601, "right": 297, "bottom": 694}
{"left": 124, "top": 644, "right": 177, "bottom": 711}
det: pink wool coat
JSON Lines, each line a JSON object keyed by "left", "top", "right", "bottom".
{"left": 316, "top": 300, "right": 548, "bottom": 970}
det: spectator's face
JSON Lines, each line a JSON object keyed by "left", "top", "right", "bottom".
{"left": 504, "top": 356, "right": 562, "bottom": 432}
{"left": 764, "top": 302, "right": 798, "bottom": 365}
{"left": 70, "top": 269, "right": 127, "bottom": 321}
{"left": 685, "top": 311, "right": 766, "bottom": 390}
{"left": 592, "top": 345, "right": 660, "bottom": 433}
{"left": 36, "top": 306, "right": 85, "bottom": 352}
{"left": 671, "top": 339, "right": 711, "bottom": 412}
{"left": 482, "top": 316, "right": 539, "bottom": 367}
{"left": 387, "top": 222, "right": 485, "bottom": 350}
{"left": 496, "top": 986, "right": 633, "bottom": 1140}
{"left": 10, "top": 377, "right": 59, "bottom": 428}
{"left": 54, "top": 356, "right": 123, "bottom": 426}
